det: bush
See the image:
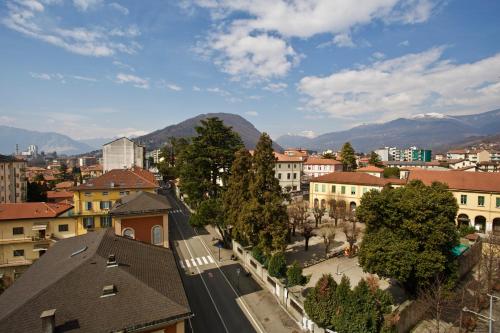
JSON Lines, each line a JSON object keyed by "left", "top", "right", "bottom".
{"left": 252, "top": 246, "right": 267, "bottom": 265}
{"left": 459, "top": 224, "right": 476, "bottom": 238}
{"left": 268, "top": 252, "right": 287, "bottom": 278}
{"left": 286, "top": 261, "right": 305, "bottom": 286}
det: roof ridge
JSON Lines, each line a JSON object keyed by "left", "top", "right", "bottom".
{"left": 131, "top": 169, "right": 157, "bottom": 186}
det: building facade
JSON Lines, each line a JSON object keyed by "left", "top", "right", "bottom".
{"left": 303, "top": 157, "right": 343, "bottom": 179}
{"left": 0, "top": 155, "right": 27, "bottom": 204}
{"left": 0, "top": 202, "right": 74, "bottom": 282}
{"left": 71, "top": 168, "right": 158, "bottom": 235}
{"left": 274, "top": 152, "right": 304, "bottom": 192}
{"left": 103, "top": 137, "right": 145, "bottom": 172}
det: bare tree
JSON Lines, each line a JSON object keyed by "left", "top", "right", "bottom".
{"left": 337, "top": 199, "right": 347, "bottom": 226}
{"left": 327, "top": 198, "right": 337, "bottom": 226}
{"left": 312, "top": 207, "right": 326, "bottom": 228}
{"left": 418, "top": 275, "right": 453, "bottom": 333}
{"left": 288, "top": 199, "right": 309, "bottom": 236}
{"left": 317, "top": 223, "right": 336, "bottom": 258}
{"left": 341, "top": 210, "right": 360, "bottom": 257}
{"left": 302, "top": 224, "right": 314, "bottom": 251}
{"left": 480, "top": 232, "right": 500, "bottom": 293}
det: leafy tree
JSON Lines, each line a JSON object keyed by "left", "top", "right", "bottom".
{"left": 340, "top": 142, "right": 357, "bottom": 171}
{"left": 368, "top": 151, "right": 383, "bottom": 167}
{"left": 251, "top": 245, "right": 267, "bottom": 265}
{"left": 458, "top": 224, "right": 476, "bottom": 238}
{"left": 358, "top": 180, "right": 459, "bottom": 294}
{"left": 223, "top": 149, "right": 253, "bottom": 243}
{"left": 304, "top": 274, "right": 338, "bottom": 328}
{"left": 286, "top": 261, "right": 305, "bottom": 286}
{"left": 268, "top": 252, "right": 287, "bottom": 278}
{"left": 157, "top": 137, "right": 189, "bottom": 180}
{"left": 383, "top": 167, "right": 400, "bottom": 179}
{"left": 302, "top": 223, "right": 314, "bottom": 251}
{"left": 312, "top": 206, "right": 326, "bottom": 228}
{"left": 247, "top": 133, "right": 288, "bottom": 254}
{"left": 27, "top": 181, "right": 47, "bottom": 202}
{"left": 189, "top": 198, "right": 222, "bottom": 227}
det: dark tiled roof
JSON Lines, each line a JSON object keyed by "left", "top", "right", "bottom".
{"left": 0, "top": 229, "right": 191, "bottom": 332}
{"left": 110, "top": 191, "right": 172, "bottom": 216}
{"left": 72, "top": 168, "right": 158, "bottom": 191}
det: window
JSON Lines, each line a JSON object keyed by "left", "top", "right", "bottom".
{"left": 100, "top": 216, "right": 112, "bottom": 228}
{"left": 331, "top": 185, "right": 336, "bottom": 193}
{"left": 460, "top": 195, "right": 467, "bottom": 205}
{"left": 292, "top": 186, "right": 297, "bottom": 191}
{"left": 293, "top": 173, "right": 297, "bottom": 179}
{"left": 84, "top": 192, "right": 91, "bottom": 197}
{"left": 363, "top": 187, "right": 368, "bottom": 194}
{"left": 102, "top": 191, "right": 109, "bottom": 196}
{"left": 341, "top": 186, "right": 346, "bottom": 194}
{"left": 286, "top": 173, "right": 290, "bottom": 179}
{"left": 278, "top": 173, "right": 282, "bottom": 179}
{"left": 351, "top": 187, "right": 356, "bottom": 195}
{"left": 478, "top": 196, "right": 485, "bottom": 207}
{"left": 119, "top": 191, "right": 130, "bottom": 196}
{"left": 321, "top": 184, "right": 326, "bottom": 192}
{"left": 288, "top": 164, "right": 291, "bottom": 168}
{"left": 123, "top": 228, "right": 135, "bottom": 239}
{"left": 100, "top": 201, "right": 111, "bottom": 209}
{"left": 12, "top": 227, "right": 24, "bottom": 235}
{"left": 58, "top": 224, "right": 69, "bottom": 232}
{"left": 152, "top": 226, "right": 162, "bottom": 245}
{"left": 314, "top": 184, "right": 319, "bottom": 192}
{"left": 13, "top": 249, "right": 24, "bottom": 257}
{"left": 497, "top": 197, "right": 500, "bottom": 208}
{"left": 85, "top": 201, "right": 92, "bottom": 211}
{"left": 83, "top": 217, "right": 94, "bottom": 229}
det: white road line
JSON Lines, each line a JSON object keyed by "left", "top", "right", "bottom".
{"left": 207, "top": 256, "right": 215, "bottom": 263}
{"left": 171, "top": 209, "right": 230, "bottom": 333}
{"left": 185, "top": 259, "right": 191, "bottom": 268}
{"left": 196, "top": 257, "right": 203, "bottom": 265}
{"left": 191, "top": 258, "right": 197, "bottom": 267}
{"left": 180, "top": 260, "right": 185, "bottom": 269}
{"left": 202, "top": 256, "right": 209, "bottom": 264}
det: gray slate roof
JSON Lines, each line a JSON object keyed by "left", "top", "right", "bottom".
{"left": 110, "top": 191, "right": 172, "bottom": 216}
{"left": 0, "top": 229, "right": 191, "bottom": 332}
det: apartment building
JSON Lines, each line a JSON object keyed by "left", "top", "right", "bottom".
{"left": 375, "top": 146, "right": 431, "bottom": 162}
{"left": 71, "top": 168, "right": 158, "bottom": 235}
{"left": 0, "top": 155, "right": 27, "bottom": 204}
{"left": 103, "top": 137, "right": 145, "bottom": 172}
{"left": 0, "top": 202, "right": 74, "bottom": 282}
{"left": 303, "top": 157, "right": 343, "bottom": 179}
{"left": 0, "top": 229, "right": 192, "bottom": 333}
{"left": 274, "top": 152, "right": 304, "bottom": 192}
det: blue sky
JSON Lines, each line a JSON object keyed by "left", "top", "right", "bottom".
{"left": 0, "top": 0, "right": 499, "bottom": 141}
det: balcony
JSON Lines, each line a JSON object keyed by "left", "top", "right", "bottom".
{"left": 0, "top": 258, "right": 34, "bottom": 268}
{"left": 0, "top": 235, "right": 51, "bottom": 244}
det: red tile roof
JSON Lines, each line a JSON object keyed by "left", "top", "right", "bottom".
{"left": 73, "top": 168, "right": 158, "bottom": 191}
{"left": 356, "top": 165, "right": 384, "bottom": 173}
{"left": 311, "top": 172, "right": 405, "bottom": 187}
{"left": 47, "top": 191, "right": 74, "bottom": 199}
{"left": 273, "top": 152, "right": 304, "bottom": 162}
{"left": 0, "top": 203, "right": 73, "bottom": 221}
{"left": 407, "top": 170, "right": 500, "bottom": 193}
{"left": 55, "top": 181, "right": 74, "bottom": 189}
{"left": 304, "top": 157, "right": 341, "bottom": 165}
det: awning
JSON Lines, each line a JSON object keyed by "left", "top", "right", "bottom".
{"left": 32, "top": 224, "right": 47, "bottom": 231}
{"left": 33, "top": 244, "right": 48, "bottom": 251}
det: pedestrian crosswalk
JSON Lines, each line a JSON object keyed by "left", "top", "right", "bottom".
{"left": 179, "top": 255, "right": 215, "bottom": 269}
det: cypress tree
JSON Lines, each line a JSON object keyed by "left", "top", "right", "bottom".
{"left": 340, "top": 142, "right": 357, "bottom": 171}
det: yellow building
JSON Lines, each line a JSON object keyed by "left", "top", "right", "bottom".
{"left": 309, "top": 170, "right": 500, "bottom": 235}
{"left": 309, "top": 172, "right": 405, "bottom": 211}
{"left": 0, "top": 202, "right": 73, "bottom": 283}
{"left": 407, "top": 170, "right": 500, "bottom": 234}
{"left": 71, "top": 168, "right": 158, "bottom": 235}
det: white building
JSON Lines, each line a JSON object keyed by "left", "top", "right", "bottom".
{"left": 274, "top": 152, "right": 304, "bottom": 192}
{"left": 103, "top": 137, "right": 145, "bottom": 172}
{"left": 303, "top": 157, "right": 343, "bottom": 178}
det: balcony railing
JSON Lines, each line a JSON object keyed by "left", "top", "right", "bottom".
{"left": 0, "top": 258, "right": 34, "bottom": 267}
{"left": 0, "top": 235, "right": 50, "bottom": 244}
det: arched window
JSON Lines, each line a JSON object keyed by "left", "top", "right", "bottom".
{"left": 123, "top": 228, "right": 135, "bottom": 239}
{"left": 313, "top": 198, "right": 319, "bottom": 208}
{"left": 320, "top": 199, "right": 326, "bottom": 209}
{"left": 474, "top": 216, "right": 486, "bottom": 233}
{"left": 152, "top": 225, "right": 163, "bottom": 246}
{"left": 457, "top": 214, "right": 470, "bottom": 227}
{"left": 493, "top": 218, "right": 500, "bottom": 236}
{"left": 349, "top": 202, "right": 357, "bottom": 212}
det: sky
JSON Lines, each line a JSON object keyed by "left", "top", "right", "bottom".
{"left": 0, "top": 0, "right": 499, "bottom": 141}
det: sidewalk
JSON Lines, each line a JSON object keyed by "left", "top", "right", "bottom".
{"left": 198, "top": 225, "right": 302, "bottom": 333}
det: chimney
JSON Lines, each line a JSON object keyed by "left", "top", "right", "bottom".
{"left": 40, "top": 309, "right": 56, "bottom": 333}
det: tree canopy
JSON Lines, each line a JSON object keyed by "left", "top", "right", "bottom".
{"left": 340, "top": 142, "right": 357, "bottom": 171}
{"left": 368, "top": 151, "right": 383, "bottom": 167}
{"left": 358, "top": 180, "right": 459, "bottom": 294}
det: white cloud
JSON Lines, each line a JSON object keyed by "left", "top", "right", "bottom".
{"left": 300, "top": 130, "right": 317, "bottom": 138}
{"left": 70, "top": 75, "right": 97, "bottom": 82}
{"left": 109, "top": 2, "right": 128, "bottom": 15}
{"left": 245, "top": 111, "right": 258, "bottom": 116}
{"left": 206, "top": 87, "right": 230, "bottom": 96}
{"left": 30, "top": 72, "right": 97, "bottom": 82}
{"left": 263, "top": 82, "right": 287, "bottom": 92}
{"left": 30, "top": 72, "right": 52, "bottom": 80}
{"left": 0, "top": 115, "right": 16, "bottom": 125}
{"left": 2, "top": 0, "right": 141, "bottom": 57}
{"left": 192, "top": 0, "right": 442, "bottom": 79}
{"left": 115, "top": 73, "right": 149, "bottom": 89}
{"left": 167, "top": 84, "right": 182, "bottom": 91}
{"left": 298, "top": 47, "right": 500, "bottom": 122}
{"left": 192, "top": 85, "right": 201, "bottom": 91}
{"left": 73, "top": 0, "right": 102, "bottom": 11}
{"left": 372, "top": 51, "right": 385, "bottom": 60}
{"left": 399, "top": 40, "right": 410, "bottom": 46}
{"left": 112, "top": 60, "right": 135, "bottom": 71}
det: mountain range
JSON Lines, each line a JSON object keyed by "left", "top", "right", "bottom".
{"left": 135, "top": 112, "right": 282, "bottom": 150}
{"left": 276, "top": 109, "right": 500, "bottom": 153}
{"left": 0, "top": 126, "right": 93, "bottom": 155}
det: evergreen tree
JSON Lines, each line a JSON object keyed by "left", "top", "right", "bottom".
{"left": 368, "top": 151, "right": 382, "bottom": 167}
{"left": 286, "top": 261, "right": 305, "bottom": 286}
{"left": 340, "top": 142, "right": 357, "bottom": 171}
{"left": 304, "top": 274, "right": 338, "bottom": 328}
{"left": 222, "top": 149, "right": 253, "bottom": 243}
{"left": 268, "top": 252, "right": 287, "bottom": 278}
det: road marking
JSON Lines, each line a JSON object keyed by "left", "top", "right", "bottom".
{"left": 196, "top": 257, "right": 203, "bottom": 265}
{"left": 179, "top": 260, "right": 185, "bottom": 269}
{"left": 169, "top": 194, "right": 263, "bottom": 333}
{"left": 191, "top": 258, "right": 197, "bottom": 267}
{"left": 170, "top": 206, "right": 230, "bottom": 333}
{"left": 185, "top": 259, "right": 191, "bottom": 268}
{"left": 202, "top": 256, "right": 209, "bottom": 264}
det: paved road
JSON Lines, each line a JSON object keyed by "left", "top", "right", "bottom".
{"left": 165, "top": 191, "right": 261, "bottom": 333}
